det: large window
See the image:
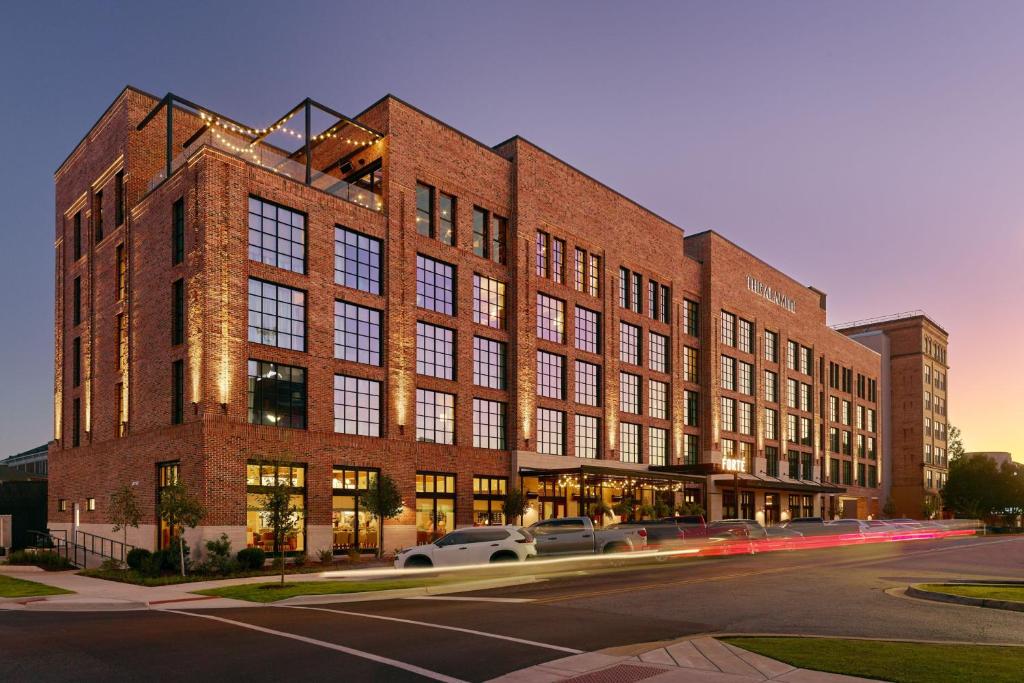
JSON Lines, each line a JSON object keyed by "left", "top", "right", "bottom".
{"left": 649, "top": 380, "right": 668, "bottom": 420}
{"left": 552, "top": 238, "right": 565, "bottom": 284}
{"left": 683, "top": 346, "right": 699, "bottom": 382}
{"left": 171, "top": 278, "right": 184, "bottom": 345}
{"left": 765, "top": 330, "right": 778, "bottom": 363}
{"left": 416, "top": 472, "right": 455, "bottom": 543}
{"left": 649, "top": 427, "right": 668, "bottom": 466}
{"left": 334, "top": 227, "right": 382, "bottom": 294}
{"left": 473, "top": 476, "right": 507, "bottom": 525}
{"left": 156, "top": 462, "right": 180, "bottom": 550}
{"left": 575, "top": 415, "right": 599, "bottom": 459}
{"left": 619, "top": 322, "right": 640, "bottom": 365}
{"left": 765, "top": 408, "right": 778, "bottom": 440}
{"left": 536, "top": 231, "right": 549, "bottom": 277}
{"left": 588, "top": 254, "right": 600, "bottom": 296}
{"left": 536, "top": 408, "right": 564, "bottom": 455}
{"left": 473, "top": 274, "right": 505, "bottom": 329}
{"left": 332, "top": 467, "right": 379, "bottom": 553}
{"left": 116, "top": 243, "right": 126, "bottom": 301}
{"left": 537, "top": 351, "right": 565, "bottom": 399}
{"left": 416, "top": 255, "right": 455, "bottom": 315}
{"left": 574, "top": 249, "right": 585, "bottom": 291}
{"left": 649, "top": 332, "right": 668, "bottom": 373}
{"left": 620, "top": 423, "right": 640, "bottom": 463}
{"left": 738, "top": 360, "right": 753, "bottom": 395}
{"left": 439, "top": 193, "right": 455, "bottom": 246}
{"left": 491, "top": 214, "right": 507, "bottom": 264}
{"left": 416, "top": 389, "right": 455, "bottom": 444}
{"left": 171, "top": 199, "right": 184, "bottom": 265}
{"left": 171, "top": 359, "right": 184, "bottom": 425}
{"left": 721, "top": 355, "right": 736, "bottom": 391}
{"left": 721, "top": 396, "right": 735, "bottom": 432}
{"left": 248, "top": 278, "right": 305, "bottom": 351}
{"left": 334, "top": 301, "right": 381, "bottom": 366}
{"left": 333, "top": 375, "right": 381, "bottom": 437}
{"left": 73, "top": 211, "right": 82, "bottom": 261}
{"left": 738, "top": 402, "right": 753, "bottom": 435}
{"left": 721, "top": 311, "right": 736, "bottom": 346}
{"left": 472, "top": 399, "right": 506, "bottom": 449}
{"left": 248, "top": 196, "right": 305, "bottom": 273}
{"left": 620, "top": 372, "right": 641, "bottom": 414}
{"left": 738, "top": 319, "right": 753, "bottom": 354}
{"left": 684, "top": 434, "right": 699, "bottom": 465}
{"left": 575, "top": 360, "right": 600, "bottom": 406}
{"left": 537, "top": 294, "right": 565, "bottom": 343}
{"left": 247, "top": 463, "right": 306, "bottom": 553}
{"left": 574, "top": 306, "right": 600, "bottom": 353}
{"left": 247, "top": 360, "right": 306, "bottom": 428}
{"left": 473, "top": 337, "right": 506, "bottom": 389}
{"left": 416, "top": 322, "right": 455, "bottom": 380}
{"left": 72, "top": 336, "right": 81, "bottom": 387}
{"left": 764, "top": 370, "right": 778, "bottom": 403}
{"left": 684, "top": 390, "right": 699, "bottom": 427}
{"left": 416, "top": 182, "right": 434, "bottom": 237}
{"left": 683, "top": 299, "right": 699, "bottom": 336}
{"left": 73, "top": 277, "right": 81, "bottom": 326}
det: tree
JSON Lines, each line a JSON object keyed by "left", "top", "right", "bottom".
{"left": 360, "top": 473, "right": 404, "bottom": 559}
{"left": 501, "top": 488, "right": 528, "bottom": 525}
{"left": 942, "top": 454, "right": 1001, "bottom": 520}
{"left": 108, "top": 484, "right": 142, "bottom": 561}
{"left": 881, "top": 500, "right": 897, "bottom": 519}
{"left": 260, "top": 477, "right": 301, "bottom": 585}
{"left": 947, "top": 425, "right": 965, "bottom": 462}
{"left": 676, "top": 501, "right": 706, "bottom": 518}
{"left": 157, "top": 481, "right": 206, "bottom": 576}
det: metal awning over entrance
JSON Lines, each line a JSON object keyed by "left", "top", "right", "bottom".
{"left": 710, "top": 474, "right": 846, "bottom": 495}
{"left": 519, "top": 465, "right": 705, "bottom": 490}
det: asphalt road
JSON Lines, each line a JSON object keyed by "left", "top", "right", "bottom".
{"left": 2, "top": 535, "right": 1022, "bottom": 682}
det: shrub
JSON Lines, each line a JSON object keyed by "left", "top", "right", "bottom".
{"left": 317, "top": 548, "right": 334, "bottom": 564}
{"left": 99, "top": 558, "right": 124, "bottom": 572}
{"left": 291, "top": 552, "right": 306, "bottom": 568}
{"left": 126, "top": 548, "right": 151, "bottom": 571}
{"left": 7, "top": 550, "right": 74, "bottom": 571}
{"left": 236, "top": 547, "right": 266, "bottom": 570}
{"left": 202, "top": 534, "right": 235, "bottom": 575}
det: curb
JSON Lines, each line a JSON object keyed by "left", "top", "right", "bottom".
{"left": 905, "top": 584, "right": 1024, "bottom": 613}
{"left": 275, "top": 574, "right": 542, "bottom": 605}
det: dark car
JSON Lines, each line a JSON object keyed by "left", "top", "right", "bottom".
{"left": 707, "top": 519, "right": 768, "bottom": 540}
{"left": 659, "top": 515, "right": 708, "bottom": 540}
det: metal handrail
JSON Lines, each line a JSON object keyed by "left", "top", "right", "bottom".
{"left": 75, "top": 529, "right": 135, "bottom": 564}
{"left": 26, "top": 530, "right": 86, "bottom": 568}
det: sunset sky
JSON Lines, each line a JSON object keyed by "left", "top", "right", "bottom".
{"left": 0, "top": 2, "right": 1020, "bottom": 461}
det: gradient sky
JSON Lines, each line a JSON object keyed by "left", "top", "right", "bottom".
{"left": 1, "top": 2, "right": 1021, "bottom": 461}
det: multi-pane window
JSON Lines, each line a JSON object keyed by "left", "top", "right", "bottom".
{"left": 683, "top": 299, "right": 699, "bottom": 336}
{"left": 247, "top": 360, "right": 306, "bottom": 428}
{"left": 765, "top": 370, "right": 778, "bottom": 403}
{"left": 799, "top": 383, "right": 811, "bottom": 412}
{"left": 648, "top": 281, "right": 658, "bottom": 320}
{"left": 416, "top": 389, "right": 455, "bottom": 444}
{"left": 649, "top": 332, "right": 669, "bottom": 373}
{"left": 765, "top": 408, "right": 778, "bottom": 440}
{"left": 115, "top": 170, "right": 125, "bottom": 226}
{"left": 171, "top": 278, "right": 184, "bottom": 346}
{"left": 801, "top": 418, "right": 812, "bottom": 446}
{"left": 620, "top": 372, "right": 641, "bottom": 414}
{"left": 574, "top": 249, "right": 586, "bottom": 291}
{"left": 575, "top": 360, "right": 600, "bottom": 406}
{"left": 537, "top": 351, "right": 565, "bottom": 399}
{"left": 738, "top": 401, "right": 753, "bottom": 436}
{"left": 619, "top": 322, "right": 640, "bottom": 365}
{"left": 536, "top": 408, "right": 564, "bottom": 455}
{"left": 800, "top": 346, "right": 812, "bottom": 375}
{"left": 766, "top": 446, "right": 780, "bottom": 477}
{"left": 683, "top": 346, "right": 699, "bottom": 382}
{"left": 829, "top": 395, "right": 839, "bottom": 422}
{"left": 490, "top": 215, "right": 507, "bottom": 265}
{"left": 574, "top": 306, "right": 600, "bottom": 353}
{"left": 649, "top": 427, "right": 668, "bottom": 466}
{"left": 334, "top": 227, "right": 382, "bottom": 294}
{"left": 684, "top": 434, "right": 699, "bottom": 465}
{"left": 171, "top": 199, "right": 185, "bottom": 265}
{"left": 631, "top": 272, "right": 642, "bottom": 313}
{"left": 333, "top": 375, "right": 381, "bottom": 437}
{"left": 71, "top": 397, "right": 81, "bottom": 447}
{"left": 472, "top": 274, "right": 505, "bottom": 329}
{"left": 115, "top": 382, "right": 126, "bottom": 437}
{"left": 649, "top": 380, "right": 668, "bottom": 420}
{"left": 472, "top": 337, "right": 506, "bottom": 389}
{"left": 94, "top": 190, "right": 104, "bottom": 242}
{"left": 416, "top": 322, "right": 455, "bottom": 380}
{"left": 416, "top": 255, "right": 455, "bottom": 315}
{"left": 439, "top": 192, "right": 455, "bottom": 246}
{"left": 248, "top": 197, "right": 305, "bottom": 273}
{"left": 416, "top": 182, "right": 434, "bottom": 237}
{"left": 721, "top": 355, "right": 736, "bottom": 391}
{"left": 648, "top": 282, "right": 670, "bottom": 322}
{"left": 73, "top": 277, "right": 81, "bottom": 326}
{"left": 552, "top": 238, "right": 565, "bottom": 284}
{"left": 473, "top": 207, "right": 487, "bottom": 256}
{"left": 738, "top": 361, "right": 753, "bottom": 395}
{"left": 248, "top": 278, "right": 305, "bottom": 351}
{"left": 787, "top": 414, "right": 798, "bottom": 442}
{"left": 721, "top": 311, "right": 736, "bottom": 346}
{"left": 334, "top": 301, "right": 381, "bottom": 366}
{"left": 73, "top": 211, "right": 83, "bottom": 261}
{"left": 115, "top": 243, "right": 126, "bottom": 301}
{"left": 786, "top": 340, "right": 798, "bottom": 371}
{"left": 619, "top": 267, "right": 629, "bottom": 308}
{"left": 721, "top": 396, "right": 735, "bottom": 432}
{"left": 587, "top": 254, "right": 600, "bottom": 296}
{"left": 619, "top": 423, "right": 640, "bottom": 463}
{"left": 472, "top": 399, "right": 506, "bottom": 449}
{"left": 537, "top": 294, "right": 565, "bottom": 343}
{"left": 738, "top": 319, "right": 753, "bottom": 353}
{"left": 171, "top": 360, "right": 184, "bottom": 425}
{"left": 116, "top": 313, "right": 127, "bottom": 372}
{"left": 575, "top": 415, "right": 599, "bottom": 459}
{"left": 842, "top": 399, "right": 851, "bottom": 425}
{"left": 72, "top": 337, "right": 81, "bottom": 387}
{"left": 765, "top": 330, "right": 778, "bottom": 362}
{"left": 786, "top": 378, "right": 798, "bottom": 409}
{"left": 684, "top": 390, "right": 699, "bottom": 427}
{"left": 536, "top": 231, "right": 549, "bottom": 277}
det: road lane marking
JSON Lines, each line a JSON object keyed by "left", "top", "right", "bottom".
{"left": 403, "top": 596, "right": 535, "bottom": 603}
{"left": 284, "top": 605, "right": 584, "bottom": 654}
{"left": 163, "top": 609, "right": 467, "bottom": 682}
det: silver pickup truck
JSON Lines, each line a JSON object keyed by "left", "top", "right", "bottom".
{"left": 528, "top": 516, "right": 647, "bottom": 555}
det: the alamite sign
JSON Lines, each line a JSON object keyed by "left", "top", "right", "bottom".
{"left": 747, "top": 275, "right": 796, "bottom": 313}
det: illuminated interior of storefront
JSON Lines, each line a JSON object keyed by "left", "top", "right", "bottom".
{"left": 246, "top": 463, "right": 306, "bottom": 553}
{"left": 332, "top": 467, "right": 379, "bottom": 553}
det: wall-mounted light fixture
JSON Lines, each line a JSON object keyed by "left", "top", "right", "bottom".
{"left": 220, "top": 402, "right": 228, "bottom": 414}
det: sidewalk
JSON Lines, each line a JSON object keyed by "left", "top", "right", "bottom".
{"left": 492, "top": 636, "right": 877, "bottom": 682}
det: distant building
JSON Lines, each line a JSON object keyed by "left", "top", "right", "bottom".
{"left": 1, "top": 444, "right": 48, "bottom": 478}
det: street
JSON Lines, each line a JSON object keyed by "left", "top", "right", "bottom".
{"left": 2, "top": 535, "right": 1022, "bottom": 682}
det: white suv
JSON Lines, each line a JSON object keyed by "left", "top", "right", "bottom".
{"left": 395, "top": 526, "right": 537, "bottom": 568}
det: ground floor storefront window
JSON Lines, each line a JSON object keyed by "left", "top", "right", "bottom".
{"left": 246, "top": 463, "right": 306, "bottom": 553}
{"left": 156, "top": 461, "right": 180, "bottom": 550}
{"left": 332, "top": 467, "right": 378, "bottom": 554}
{"left": 764, "top": 493, "right": 779, "bottom": 525}
{"left": 473, "top": 476, "right": 507, "bottom": 525}
{"left": 416, "top": 472, "right": 455, "bottom": 544}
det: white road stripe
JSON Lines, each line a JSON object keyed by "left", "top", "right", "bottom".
{"left": 163, "top": 609, "right": 467, "bottom": 683}
{"left": 403, "top": 596, "right": 535, "bottom": 603}
{"left": 284, "top": 605, "right": 585, "bottom": 654}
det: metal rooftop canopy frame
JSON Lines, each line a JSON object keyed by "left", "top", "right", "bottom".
{"left": 137, "top": 93, "right": 385, "bottom": 209}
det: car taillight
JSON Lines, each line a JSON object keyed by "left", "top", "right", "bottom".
{"left": 515, "top": 538, "right": 532, "bottom": 544}
{"left": 638, "top": 529, "right": 647, "bottom": 537}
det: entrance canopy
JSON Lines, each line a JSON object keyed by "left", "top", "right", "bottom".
{"left": 709, "top": 473, "right": 846, "bottom": 495}
{"left": 519, "top": 464, "right": 705, "bottom": 492}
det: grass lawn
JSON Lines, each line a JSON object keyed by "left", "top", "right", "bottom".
{"left": 917, "top": 583, "right": 1024, "bottom": 603}
{"left": 194, "top": 578, "right": 444, "bottom": 603}
{"left": 724, "top": 637, "right": 1024, "bottom": 683}
{"left": 79, "top": 563, "right": 371, "bottom": 587}
{"left": 0, "top": 574, "right": 74, "bottom": 599}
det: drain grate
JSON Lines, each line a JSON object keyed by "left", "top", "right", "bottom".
{"left": 563, "top": 663, "right": 669, "bottom": 683}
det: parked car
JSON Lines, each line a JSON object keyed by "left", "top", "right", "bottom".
{"left": 763, "top": 525, "right": 805, "bottom": 550}
{"left": 529, "top": 516, "right": 647, "bottom": 555}
{"left": 607, "top": 516, "right": 705, "bottom": 549}
{"left": 661, "top": 515, "right": 709, "bottom": 540}
{"left": 707, "top": 519, "right": 768, "bottom": 540}
{"left": 780, "top": 517, "right": 832, "bottom": 536}
{"left": 825, "top": 519, "right": 872, "bottom": 535}
{"left": 395, "top": 526, "right": 536, "bottom": 568}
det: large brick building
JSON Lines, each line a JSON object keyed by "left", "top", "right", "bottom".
{"left": 49, "top": 86, "right": 884, "bottom": 556}
{"left": 838, "top": 313, "right": 950, "bottom": 518}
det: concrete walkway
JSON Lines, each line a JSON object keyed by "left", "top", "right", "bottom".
{"left": 492, "top": 636, "right": 877, "bottom": 682}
